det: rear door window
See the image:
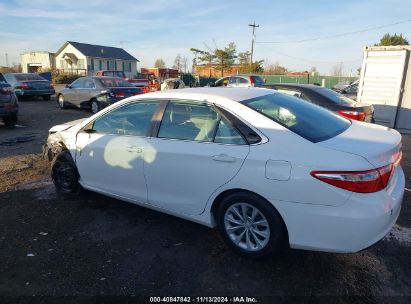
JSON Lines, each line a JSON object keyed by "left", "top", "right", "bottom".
{"left": 158, "top": 101, "right": 219, "bottom": 142}
{"left": 241, "top": 93, "right": 350, "bottom": 143}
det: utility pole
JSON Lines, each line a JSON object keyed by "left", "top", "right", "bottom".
{"left": 249, "top": 21, "right": 259, "bottom": 73}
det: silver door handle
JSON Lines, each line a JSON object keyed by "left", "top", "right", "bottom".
{"left": 126, "top": 146, "right": 143, "bottom": 153}
{"left": 212, "top": 154, "right": 236, "bottom": 163}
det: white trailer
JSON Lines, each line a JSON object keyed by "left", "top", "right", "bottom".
{"left": 357, "top": 45, "right": 411, "bottom": 132}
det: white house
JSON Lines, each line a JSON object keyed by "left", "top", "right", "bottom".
{"left": 21, "top": 51, "right": 55, "bottom": 73}
{"left": 54, "top": 41, "right": 139, "bottom": 78}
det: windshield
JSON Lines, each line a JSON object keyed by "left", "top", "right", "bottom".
{"left": 99, "top": 78, "right": 134, "bottom": 87}
{"left": 314, "top": 87, "right": 356, "bottom": 105}
{"left": 15, "top": 74, "right": 46, "bottom": 81}
{"left": 241, "top": 93, "right": 351, "bottom": 143}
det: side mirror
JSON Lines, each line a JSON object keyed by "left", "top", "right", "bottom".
{"left": 66, "top": 84, "right": 71, "bottom": 89}
{"left": 209, "top": 82, "right": 215, "bottom": 87}
{"left": 83, "top": 128, "right": 96, "bottom": 134}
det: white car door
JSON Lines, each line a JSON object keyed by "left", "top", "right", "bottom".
{"left": 75, "top": 101, "right": 161, "bottom": 203}
{"left": 144, "top": 100, "right": 250, "bottom": 215}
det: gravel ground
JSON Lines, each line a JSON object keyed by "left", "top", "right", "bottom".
{"left": 0, "top": 98, "right": 410, "bottom": 303}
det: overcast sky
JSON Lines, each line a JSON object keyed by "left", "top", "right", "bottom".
{"left": 0, "top": 0, "right": 410, "bottom": 75}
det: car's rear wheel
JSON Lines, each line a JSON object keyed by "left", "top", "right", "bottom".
{"left": 90, "top": 99, "right": 100, "bottom": 114}
{"left": 58, "top": 94, "right": 66, "bottom": 109}
{"left": 51, "top": 150, "right": 81, "bottom": 194}
{"left": 43, "top": 95, "right": 51, "bottom": 101}
{"left": 216, "top": 192, "right": 287, "bottom": 258}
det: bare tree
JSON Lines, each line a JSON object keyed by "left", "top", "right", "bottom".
{"left": 154, "top": 58, "right": 166, "bottom": 68}
{"left": 331, "top": 63, "right": 344, "bottom": 77}
{"left": 181, "top": 56, "right": 188, "bottom": 73}
{"left": 173, "top": 54, "right": 182, "bottom": 71}
{"left": 265, "top": 61, "right": 287, "bottom": 75}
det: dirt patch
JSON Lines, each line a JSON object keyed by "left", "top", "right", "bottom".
{"left": 0, "top": 154, "right": 49, "bottom": 193}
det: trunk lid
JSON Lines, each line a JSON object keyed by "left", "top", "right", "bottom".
{"left": 318, "top": 121, "right": 401, "bottom": 168}
{"left": 109, "top": 86, "right": 144, "bottom": 99}
{"left": 23, "top": 80, "right": 51, "bottom": 89}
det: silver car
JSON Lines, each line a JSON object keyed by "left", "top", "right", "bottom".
{"left": 213, "top": 75, "right": 266, "bottom": 88}
{"left": 57, "top": 76, "right": 144, "bottom": 113}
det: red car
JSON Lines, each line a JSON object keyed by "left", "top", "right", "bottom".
{"left": 95, "top": 70, "right": 148, "bottom": 88}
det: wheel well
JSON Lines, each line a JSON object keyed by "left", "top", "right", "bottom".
{"left": 210, "top": 188, "right": 289, "bottom": 244}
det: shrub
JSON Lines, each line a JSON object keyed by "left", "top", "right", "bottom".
{"left": 52, "top": 73, "right": 80, "bottom": 84}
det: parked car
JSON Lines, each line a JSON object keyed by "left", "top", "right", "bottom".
{"left": 332, "top": 79, "right": 358, "bottom": 93}
{"left": 340, "top": 80, "right": 358, "bottom": 100}
{"left": 160, "top": 78, "right": 185, "bottom": 90}
{"left": 4, "top": 73, "right": 55, "bottom": 100}
{"left": 57, "top": 76, "right": 144, "bottom": 113}
{"left": 265, "top": 83, "right": 374, "bottom": 122}
{"left": 95, "top": 70, "right": 149, "bottom": 88}
{"left": 44, "top": 87, "right": 403, "bottom": 258}
{"left": 212, "top": 75, "right": 266, "bottom": 87}
{"left": 0, "top": 73, "right": 18, "bottom": 126}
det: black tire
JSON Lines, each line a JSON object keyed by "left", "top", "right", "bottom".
{"left": 216, "top": 192, "right": 287, "bottom": 259}
{"left": 3, "top": 114, "right": 17, "bottom": 126}
{"left": 57, "top": 94, "right": 66, "bottom": 109}
{"left": 51, "top": 150, "right": 81, "bottom": 194}
{"left": 90, "top": 99, "right": 100, "bottom": 114}
{"left": 42, "top": 95, "right": 51, "bottom": 101}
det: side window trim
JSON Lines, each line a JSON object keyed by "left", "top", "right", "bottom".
{"left": 214, "top": 106, "right": 262, "bottom": 145}
{"left": 150, "top": 100, "right": 169, "bottom": 137}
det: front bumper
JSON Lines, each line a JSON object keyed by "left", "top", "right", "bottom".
{"left": 272, "top": 166, "right": 404, "bottom": 253}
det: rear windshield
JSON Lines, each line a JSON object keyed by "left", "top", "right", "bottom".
{"left": 15, "top": 74, "right": 46, "bottom": 81}
{"left": 99, "top": 78, "right": 134, "bottom": 87}
{"left": 241, "top": 93, "right": 351, "bottom": 143}
{"left": 313, "top": 87, "right": 356, "bottom": 105}
{"left": 104, "top": 71, "right": 125, "bottom": 78}
{"left": 251, "top": 76, "right": 265, "bottom": 85}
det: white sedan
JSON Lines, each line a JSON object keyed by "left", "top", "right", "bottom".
{"left": 43, "top": 88, "right": 404, "bottom": 258}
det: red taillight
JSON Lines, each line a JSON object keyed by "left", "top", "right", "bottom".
{"left": 311, "top": 164, "right": 394, "bottom": 193}
{"left": 132, "top": 92, "right": 142, "bottom": 96}
{"left": 115, "top": 91, "right": 125, "bottom": 98}
{"left": 249, "top": 76, "right": 254, "bottom": 86}
{"left": 49, "top": 83, "right": 54, "bottom": 89}
{"left": 337, "top": 110, "right": 366, "bottom": 121}
{"left": 16, "top": 82, "right": 29, "bottom": 89}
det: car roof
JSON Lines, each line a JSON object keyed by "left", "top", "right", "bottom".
{"left": 138, "top": 87, "right": 276, "bottom": 102}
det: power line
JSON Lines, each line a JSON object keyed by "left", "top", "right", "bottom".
{"left": 257, "top": 19, "right": 411, "bottom": 44}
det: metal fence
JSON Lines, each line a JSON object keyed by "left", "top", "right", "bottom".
{"left": 190, "top": 74, "right": 358, "bottom": 89}
{"left": 260, "top": 75, "right": 358, "bottom": 89}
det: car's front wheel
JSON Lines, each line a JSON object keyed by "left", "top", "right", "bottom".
{"left": 51, "top": 150, "right": 81, "bottom": 194}
{"left": 58, "top": 94, "right": 66, "bottom": 109}
{"left": 217, "top": 192, "right": 287, "bottom": 258}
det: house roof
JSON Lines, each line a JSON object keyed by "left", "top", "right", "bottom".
{"left": 56, "top": 41, "right": 139, "bottom": 62}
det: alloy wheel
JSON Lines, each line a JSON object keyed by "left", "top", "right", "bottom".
{"left": 224, "top": 202, "right": 270, "bottom": 252}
